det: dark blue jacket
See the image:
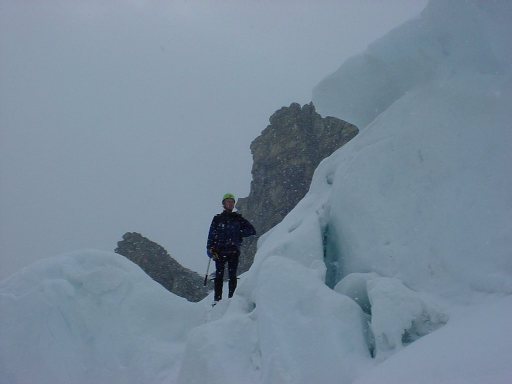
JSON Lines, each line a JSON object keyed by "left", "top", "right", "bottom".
{"left": 207, "top": 211, "right": 256, "bottom": 255}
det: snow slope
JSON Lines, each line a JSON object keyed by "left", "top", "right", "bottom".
{"left": 0, "top": 250, "right": 204, "bottom": 384}
{"left": 2, "top": 0, "right": 512, "bottom": 383}
{"left": 352, "top": 295, "right": 512, "bottom": 384}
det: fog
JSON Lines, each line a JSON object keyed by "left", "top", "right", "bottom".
{"left": 0, "top": 0, "right": 427, "bottom": 279}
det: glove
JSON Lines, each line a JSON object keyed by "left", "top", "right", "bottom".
{"left": 208, "top": 248, "right": 220, "bottom": 261}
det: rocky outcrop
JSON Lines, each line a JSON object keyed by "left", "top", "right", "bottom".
{"left": 236, "top": 102, "right": 358, "bottom": 273}
{"left": 115, "top": 232, "right": 209, "bottom": 302}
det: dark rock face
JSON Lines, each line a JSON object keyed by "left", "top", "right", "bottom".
{"left": 115, "top": 232, "right": 209, "bottom": 302}
{"left": 236, "top": 102, "right": 358, "bottom": 273}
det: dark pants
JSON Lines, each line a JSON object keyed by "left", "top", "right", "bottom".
{"left": 214, "top": 249, "right": 240, "bottom": 301}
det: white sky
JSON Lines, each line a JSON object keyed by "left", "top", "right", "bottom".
{"left": 0, "top": 0, "right": 427, "bottom": 279}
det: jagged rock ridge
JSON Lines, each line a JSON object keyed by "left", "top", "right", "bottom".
{"left": 236, "top": 102, "right": 358, "bottom": 273}
{"left": 115, "top": 232, "right": 209, "bottom": 302}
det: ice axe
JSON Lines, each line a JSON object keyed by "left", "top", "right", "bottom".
{"left": 203, "top": 257, "right": 212, "bottom": 286}
{"left": 203, "top": 250, "right": 220, "bottom": 286}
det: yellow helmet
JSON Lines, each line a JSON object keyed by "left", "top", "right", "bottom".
{"left": 222, "top": 193, "right": 236, "bottom": 203}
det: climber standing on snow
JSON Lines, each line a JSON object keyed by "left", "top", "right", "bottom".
{"left": 207, "top": 193, "right": 256, "bottom": 304}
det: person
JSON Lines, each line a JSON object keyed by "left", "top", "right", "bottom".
{"left": 207, "top": 193, "right": 256, "bottom": 304}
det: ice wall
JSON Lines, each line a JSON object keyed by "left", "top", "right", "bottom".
{"left": 313, "top": 0, "right": 511, "bottom": 128}
{"left": 312, "top": 0, "right": 512, "bottom": 298}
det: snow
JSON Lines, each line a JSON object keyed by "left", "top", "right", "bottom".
{"left": 317, "top": 74, "right": 512, "bottom": 300}
{"left": 313, "top": 0, "right": 511, "bottom": 128}
{"left": 2, "top": 0, "right": 512, "bottom": 383}
{"left": 336, "top": 274, "right": 449, "bottom": 360}
{"left": 352, "top": 295, "right": 512, "bottom": 384}
{"left": 312, "top": 0, "right": 512, "bottom": 300}
{"left": 179, "top": 255, "right": 371, "bottom": 384}
{"left": 0, "top": 250, "right": 204, "bottom": 384}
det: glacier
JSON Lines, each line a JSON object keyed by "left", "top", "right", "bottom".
{"left": 313, "top": 0, "right": 512, "bottom": 300}
{"left": 0, "top": 250, "right": 205, "bottom": 384}
{"left": 1, "top": 0, "right": 512, "bottom": 383}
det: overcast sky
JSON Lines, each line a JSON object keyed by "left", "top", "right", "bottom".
{"left": 0, "top": 0, "right": 427, "bottom": 279}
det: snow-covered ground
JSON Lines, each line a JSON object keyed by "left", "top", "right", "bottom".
{"left": 2, "top": 0, "right": 512, "bottom": 383}
{"left": 0, "top": 250, "right": 205, "bottom": 384}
